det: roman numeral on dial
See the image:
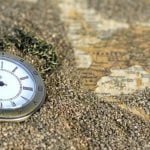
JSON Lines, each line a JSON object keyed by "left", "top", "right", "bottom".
{"left": 1, "top": 61, "right": 3, "bottom": 69}
{"left": 23, "top": 86, "right": 33, "bottom": 91}
{"left": 0, "top": 102, "right": 2, "bottom": 108}
{"left": 11, "top": 102, "right": 16, "bottom": 107}
{"left": 21, "top": 96, "right": 29, "bottom": 101}
{"left": 20, "top": 76, "right": 29, "bottom": 80}
{"left": 12, "top": 67, "right": 18, "bottom": 73}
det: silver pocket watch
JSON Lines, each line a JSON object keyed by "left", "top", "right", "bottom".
{"left": 0, "top": 52, "right": 46, "bottom": 121}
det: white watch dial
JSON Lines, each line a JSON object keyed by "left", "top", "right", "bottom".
{"left": 0, "top": 58, "right": 35, "bottom": 109}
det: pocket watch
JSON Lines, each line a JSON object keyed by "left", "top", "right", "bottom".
{"left": 0, "top": 52, "right": 46, "bottom": 121}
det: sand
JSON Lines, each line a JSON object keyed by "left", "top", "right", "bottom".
{"left": 0, "top": 0, "right": 149, "bottom": 149}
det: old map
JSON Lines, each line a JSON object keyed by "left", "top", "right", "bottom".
{"left": 0, "top": 0, "right": 149, "bottom": 149}
{"left": 59, "top": 0, "right": 150, "bottom": 120}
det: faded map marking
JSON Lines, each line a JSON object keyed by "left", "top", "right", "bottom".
{"left": 16, "top": 0, "right": 37, "bottom": 3}
{"left": 96, "top": 65, "right": 150, "bottom": 96}
{"left": 74, "top": 50, "right": 92, "bottom": 68}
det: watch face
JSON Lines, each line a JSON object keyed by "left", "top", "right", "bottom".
{"left": 0, "top": 52, "right": 46, "bottom": 121}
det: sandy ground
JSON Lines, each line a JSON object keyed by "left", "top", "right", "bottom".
{"left": 0, "top": 0, "right": 149, "bottom": 149}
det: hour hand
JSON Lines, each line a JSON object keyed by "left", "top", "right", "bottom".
{"left": 0, "top": 81, "right": 7, "bottom": 86}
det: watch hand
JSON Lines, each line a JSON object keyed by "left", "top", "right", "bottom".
{"left": 0, "top": 81, "right": 7, "bottom": 86}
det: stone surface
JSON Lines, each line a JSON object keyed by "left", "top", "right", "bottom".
{"left": 0, "top": 0, "right": 149, "bottom": 149}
